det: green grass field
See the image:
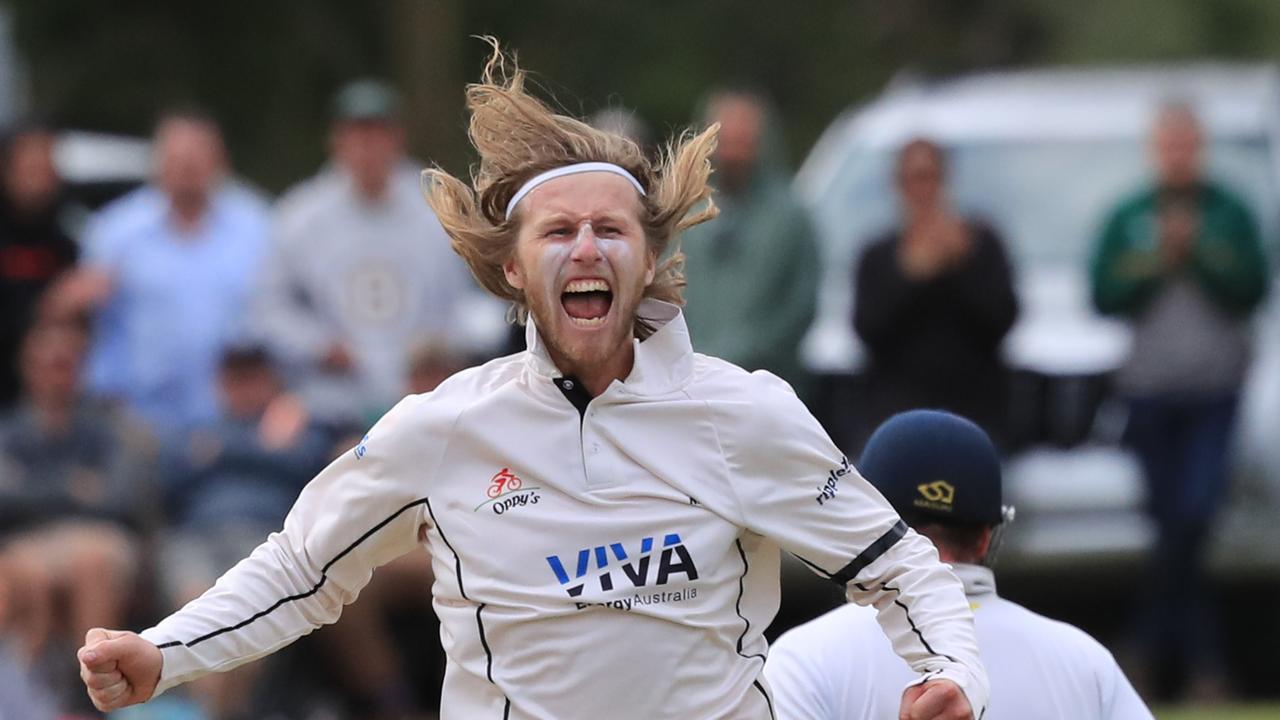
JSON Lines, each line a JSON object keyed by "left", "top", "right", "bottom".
{"left": 1155, "top": 705, "right": 1280, "bottom": 720}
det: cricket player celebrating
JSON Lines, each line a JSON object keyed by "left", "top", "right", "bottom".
{"left": 78, "top": 42, "right": 987, "bottom": 719}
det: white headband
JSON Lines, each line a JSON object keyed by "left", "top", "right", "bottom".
{"left": 505, "top": 162, "right": 645, "bottom": 220}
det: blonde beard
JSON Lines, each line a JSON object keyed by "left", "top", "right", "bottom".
{"left": 525, "top": 291, "right": 641, "bottom": 377}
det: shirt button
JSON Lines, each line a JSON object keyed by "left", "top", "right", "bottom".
{"left": 561, "top": 379, "right": 574, "bottom": 390}
{"left": 591, "top": 444, "right": 600, "bottom": 454}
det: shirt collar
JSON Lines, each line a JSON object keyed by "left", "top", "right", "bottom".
{"left": 951, "top": 563, "right": 998, "bottom": 598}
{"left": 523, "top": 298, "right": 694, "bottom": 397}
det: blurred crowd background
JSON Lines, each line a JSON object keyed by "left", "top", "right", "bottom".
{"left": 2, "top": 1, "right": 1280, "bottom": 718}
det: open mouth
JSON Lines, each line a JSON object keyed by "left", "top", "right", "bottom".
{"left": 561, "top": 278, "right": 613, "bottom": 327}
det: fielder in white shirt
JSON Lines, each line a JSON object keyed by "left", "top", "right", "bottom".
{"left": 765, "top": 410, "right": 1153, "bottom": 720}
{"left": 77, "top": 41, "right": 987, "bottom": 720}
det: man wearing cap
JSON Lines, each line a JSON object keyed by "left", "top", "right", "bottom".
{"left": 764, "top": 410, "right": 1153, "bottom": 720}
{"left": 253, "top": 79, "right": 496, "bottom": 432}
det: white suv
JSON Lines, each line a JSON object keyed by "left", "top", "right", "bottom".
{"left": 795, "top": 64, "right": 1280, "bottom": 575}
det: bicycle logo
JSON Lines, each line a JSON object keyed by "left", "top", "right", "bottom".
{"left": 487, "top": 468, "right": 523, "bottom": 498}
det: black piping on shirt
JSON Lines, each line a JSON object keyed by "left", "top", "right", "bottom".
{"left": 155, "top": 497, "right": 515, "bottom": 717}
{"left": 735, "top": 540, "right": 775, "bottom": 720}
{"left": 154, "top": 496, "right": 431, "bottom": 650}
{"left": 753, "top": 678, "right": 777, "bottom": 720}
{"left": 853, "top": 580, "right": 959, "bottom": 664}
{"left": 732, "top": 538, "right": 766, "bottom": 663}
{"left": 427, "top": 499, "right": 511, "bottom": 709}
{"left": 476, "top": 603, "right": 496, "bottom": 682}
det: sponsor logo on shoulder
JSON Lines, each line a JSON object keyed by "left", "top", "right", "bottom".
{"left": 474, "top": 467, "right": 541, "bottom": 515}
{"left": 353, "top": 434, "right": 370, "bottom": 460}
{"left": 815, "top": 456, "right": 851, "bottom": 505}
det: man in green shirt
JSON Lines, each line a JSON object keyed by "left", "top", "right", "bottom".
{"left": 1090, "top": 102, "right": 1268, "bottom": 700}
{"left": 680, "top": 90, "right": 819, "bottom": 398}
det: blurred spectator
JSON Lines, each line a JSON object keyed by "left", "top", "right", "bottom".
{"left": 0, "top": 121, "right": 82, "bottom": 408}
{"left": 589, "top": 106, "right": 653, "bottom": 151}
{"left": 158, "top": 344, "right": 328, "bottom": 719}
{"left": 852, "top": 138, "right": 1018, "bottom": 446}
{"left": 47, "top": 108, "right": 270, "bottom": 440}
{"left": 254, "top": 79, "right": 486, "bottom": 431}
{"left": 0, "top": 634, "right": 57, "bottom": 720}
{"left": 160, "top": 344, "right": 328, "bottom": 597}
{"left": 680, "top": 89, "right": 819, "bottom": 395}
{"left": 406, "top": 336, "right": 469, "bottom": 396}
{"left": 0, "top": 552, "right": 58, "bottom": 720}
{"left": 0, "top": 321, "right": 151, "bottom": 696}
{"left": 1090, "top": 102, "right": 1269, "bottom": 700}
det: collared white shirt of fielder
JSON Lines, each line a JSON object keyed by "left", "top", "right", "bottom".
{"left": 765, "top": 562, "right": 1153, "bottom": 720}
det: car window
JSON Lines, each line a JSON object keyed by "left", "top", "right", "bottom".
{"left": 809, "top": 135, "right": 1278, "bottom": 272}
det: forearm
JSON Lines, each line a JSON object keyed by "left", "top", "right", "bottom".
{"left": 948, "top": 250, "right": 1018, "bottom": 343}
{"left": 1091, "top": 244, "right": 1165, "bottom": 316}
{"left": 845, "top": 530, "right": 988, "bottom": 717}
{"left": 1191, "top": 239, "right": 1268, "bottom": 314}
{"left": 139, "top": 529, "right": 353, "bottom": 694}
{"left": 139, "top": 400, "right": 433, "bottom": 695}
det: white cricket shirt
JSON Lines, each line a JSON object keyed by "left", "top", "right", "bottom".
{"left": 140, "top": 300, "right": 988, "bottom": 719}
{"left": 764, "top": 563, "right": 1152, "bottom": 720}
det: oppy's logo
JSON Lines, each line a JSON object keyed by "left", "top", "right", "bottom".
{"left": 546, "top": 534, "right": 698, "bottom": 598}
{"left": 815, "top": 456, "right": 851, "bottom": 505}
{"left": 474, "top": 467, "right": 541, "bottom": 516}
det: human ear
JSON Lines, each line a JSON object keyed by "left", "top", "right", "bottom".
{"left": 503, "top": 257, "right": 525, "bottom": 290}
{"left": 643, "top": 250, "right": 656, "bottom": 286}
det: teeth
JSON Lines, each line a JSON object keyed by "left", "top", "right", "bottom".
{"left": 570, "top": 316, "right": 606, "bottom": 327}
{"left": 565, "top": 279, "right": 610, "bottom": 293}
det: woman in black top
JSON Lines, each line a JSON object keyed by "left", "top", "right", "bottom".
{"left": 853, "top": 138, "right": 1019, "bottom": 447}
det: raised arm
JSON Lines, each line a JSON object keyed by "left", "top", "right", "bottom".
{"left": 78, "top": 395, "right": 445, "bottom": 711}
{"left": 720, "top": 374, "right": 988, "bottom": 719}
{"left": 843, "top": 529, "right": 985, "bottom": 719}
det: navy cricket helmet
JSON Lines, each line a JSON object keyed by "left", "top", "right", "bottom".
{"left": 858, "top": 409, "right": 1005, "bottom": 526}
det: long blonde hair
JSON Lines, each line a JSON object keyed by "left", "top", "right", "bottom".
{"left": 423, "top": 38, "right": 718, "bottom": 333}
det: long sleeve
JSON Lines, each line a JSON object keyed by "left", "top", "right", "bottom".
{"left": 947, "top": 225, "right": 1019, "bottom": 347}
{"left": 843, "top": 534, "right": 987, "bottom": 717}
{"left": 1190, "top": 191, "right": 1269, "bottom": 315}
{"left": 718, "top": 372, "right": 988, "bottom": 717}
{"left": 853, "top": 237, "right": 918, "bottom": 352}
{"left": 80, "top": 200, "right": 134, "bottom": 399}
{"left": 1090, "top": 200, "right": 1165, "bottom": 317}
{"left": 139, "top": 395, "right": 445, "bottom": 695}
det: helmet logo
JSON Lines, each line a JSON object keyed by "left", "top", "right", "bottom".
{"left": 914, "top": 480, "right": 956, "bottom": 512}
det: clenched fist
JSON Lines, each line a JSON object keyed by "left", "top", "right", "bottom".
{"left": 77, "top": 628, "right": 163, "bottom": 712}
{"left": 899, "top": 678, "right": 973, "bottom": 720}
